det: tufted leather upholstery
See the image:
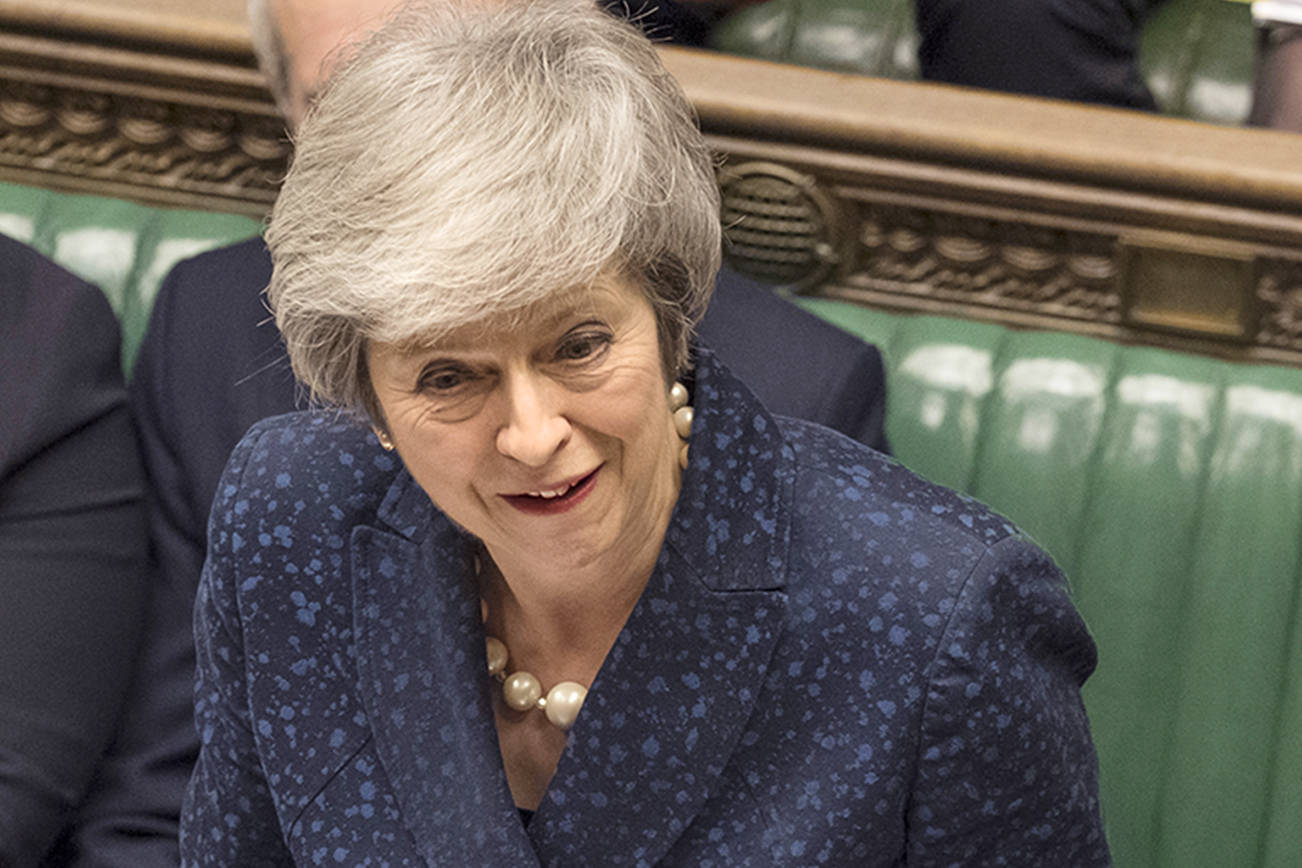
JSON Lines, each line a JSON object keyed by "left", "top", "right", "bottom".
{"left": 1141, "top": 0, "right": 1256, "bottom": 124}
{"left": 0, "top": 182, "right": 261, "bottom": 372}
{"left": 712, "top": 0, "right": 920, "bottom": 81}
{"left": 4, "top": 179, "right": 1300, "bottom": 865}
{"left": 712, "top": 0, "right": 1255, "bottom": 124}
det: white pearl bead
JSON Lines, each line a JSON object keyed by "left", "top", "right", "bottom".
{"left": 673, "top": 405, "right": 693, "bottom": 439}
{"left": 669, "top": 381, "right": 689, "bottom": 411}
{"left": 503, "top": 671, "right": 542, "bottom": 711}
{"left": 544, "top": 681, "right": 588, "bottom": 731}
{"left": 485, "top": 637, "right": 508, "bottom": 676}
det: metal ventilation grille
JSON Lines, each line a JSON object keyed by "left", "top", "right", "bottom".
{"left": 718, "top": 162, "right": 841, "bottom": 290}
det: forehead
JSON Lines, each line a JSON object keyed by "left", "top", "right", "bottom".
{"left": 396, "top": 277, "right": 650, "bottom": 355}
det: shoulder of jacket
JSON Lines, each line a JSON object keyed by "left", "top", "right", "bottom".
{"left": 777, "top": 416, "right": 1021, "bottom": 555}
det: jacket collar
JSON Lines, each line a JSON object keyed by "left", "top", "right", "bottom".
{"left": 353, "top": 347, "right": 793, "bottom": 864}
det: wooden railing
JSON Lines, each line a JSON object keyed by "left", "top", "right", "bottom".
{"left": 0, "top": 0, "right": 283, "bottom": 214}
{"left": 5, "top": 0, "right": 1302, "bottom": 366}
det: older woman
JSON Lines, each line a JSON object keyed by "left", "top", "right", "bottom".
{"left": 180, "top": 1, "right": 1109, "bottom": 864}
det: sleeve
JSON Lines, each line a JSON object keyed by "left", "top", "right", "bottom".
{"left": 0, "top": 272, "right": 149, "bottom": 865}
{"left": 179, "top": 427, "right": 294, "bottom": 867}
{"left": 905, "top": 534, "right": 1111, "bottom": 866}
{"left": 55, "top": 263, "right": 215, "bottom": 867}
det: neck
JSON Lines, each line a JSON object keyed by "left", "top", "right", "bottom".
{"left": 481, "top": 531, "right": 660, "bottom": 680}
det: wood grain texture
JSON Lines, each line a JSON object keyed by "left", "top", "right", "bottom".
{"left": 0, "top": 0, "right": 248, "bottom": 53}
{"left": 3, "top": 5, "right": 1302, "bottom": 365}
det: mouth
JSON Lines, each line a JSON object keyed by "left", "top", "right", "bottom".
{"left": 501, "top": 466, "right": 601, "bottom": 515}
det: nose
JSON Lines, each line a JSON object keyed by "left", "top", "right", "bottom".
{"left": 495, "top": 371, "right": 571, "bottom": 467}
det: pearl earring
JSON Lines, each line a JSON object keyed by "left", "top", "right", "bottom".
{"left": 373, "top": 429, "right": 395, "bottom": 451}
{"left": 670, "top": 381, "right": 692, "bottom": 469}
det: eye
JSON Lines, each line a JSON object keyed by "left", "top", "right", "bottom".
{"left": 555, "top": 329, "right": 611, "bottom": 363}
{"left": 418, "top": 363, "right": 475, "bottom": 393}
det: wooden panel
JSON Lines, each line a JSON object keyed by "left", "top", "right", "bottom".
{"left": 0, "top": 0, "right": 280, "bottom": 215}
{"left": 0, "top": 0, "right": 247, "bottom": 53}
{"left": 659, "top": 48, "right": 1302, "bottom": 368}
{"left": 5, "top": 2, "right": 1302, "bottom": 365}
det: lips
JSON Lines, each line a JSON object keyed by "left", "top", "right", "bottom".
{"left": 501, "top": 466, "right": 601, "bottom": 515}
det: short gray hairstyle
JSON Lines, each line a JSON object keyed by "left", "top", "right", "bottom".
{"left": 247, "top": 0, "right": 292, "bottom": 118}
{"left": 265, "top": 0, "right": 722, "bottom": 420}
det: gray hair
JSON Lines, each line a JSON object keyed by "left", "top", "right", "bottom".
{"left": 247, "top": 0, "right": 293, "bottom": 118}
{"left": 264, "top": 0, "right": 722, "bottom": 420}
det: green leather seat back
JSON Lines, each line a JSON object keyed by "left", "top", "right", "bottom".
{"left": 1141, "top": 0, "right": 1255, "bottom": 123}
{"left": 0, "top": 182, "right": 261, "bottom": 371}
{"left": 712, "top": 0, "right": 1255, "bottom": 125}
{"left": 799, "top": 296, "right": 1302, "bottom": 867}
{"left": 711, "top": 0, "right": 919, "bottom": 80}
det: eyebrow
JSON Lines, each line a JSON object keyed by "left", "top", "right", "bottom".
{"left": 440, "top": 302, "right": 612, "bottom": 353}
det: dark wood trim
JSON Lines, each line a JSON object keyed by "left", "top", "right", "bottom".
{"left": 0, "top": 14, "right": 283, "bottom": 216}
{"left": 4, "top": 7, "right": 1302, "bottom": 366}
{"left": 663, "top": 50, "right": 1302, "bottom": 367}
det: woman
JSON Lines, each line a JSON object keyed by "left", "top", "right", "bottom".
{"left": 0, "top": 235, "right": 149, "bottom": 865}
{"left": 181, "top": 1, "right": 1110, "bottom": 864}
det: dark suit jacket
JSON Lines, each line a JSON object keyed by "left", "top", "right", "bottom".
{"left": 0, "top": 235, "right": 149, "bottom": 866}
{"left": 67, "top": 238, "right": 887, "bottom": 865}
{"left": 182, "top": 348, "right": 1107, "bottom": 866}
{"left": 916, "top": 0, "right": 1162, "bottom": 110}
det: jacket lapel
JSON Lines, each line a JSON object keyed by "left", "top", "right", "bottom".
{"left": 530, "top": 348, "right": 795, "bottom": 865}
{"left": 351, "top": 478, "right": 541, "bottom": 866}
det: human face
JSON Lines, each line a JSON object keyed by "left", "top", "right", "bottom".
{"left": 271, "top": 0, "right": 399, "bottom": 126}
{"left": 367, "top": 275, "right": 683, "bottom": 584}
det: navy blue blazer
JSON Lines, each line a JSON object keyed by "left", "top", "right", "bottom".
{"left": 70, "top": 239, "right": 888, "bottom": 865}
{"left": 182, "top": 349, "right": 1107, "bottom": 866}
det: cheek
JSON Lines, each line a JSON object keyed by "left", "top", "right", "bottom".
{"left": 394, "top": 426, "right": 489, "bottom": 520}
{"left": 587, "top": 381, "right": 673, "bottom": 463}
{"left": 405, "top": 453, "right": 464, "bottom": 508}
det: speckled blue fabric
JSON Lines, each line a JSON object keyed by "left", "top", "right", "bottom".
{"left": 181, "top": 347, "right": 1109, "bottom": 867}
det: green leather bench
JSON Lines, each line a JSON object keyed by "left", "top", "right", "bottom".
{"left": 711, "top": 0, "right": 1257, "bottom": 125}
{"left": 801, "top": 297, "right": 1302, "bottom": 868}
{"left": 0, "top": 182, "right": 261, "bottom": 372}
{"left": 5, "top": 179, "right": 1301, "bottom": 867}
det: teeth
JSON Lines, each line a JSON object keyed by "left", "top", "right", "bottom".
{"left": 529, "top": 483, "right": 571, "bottom": 499}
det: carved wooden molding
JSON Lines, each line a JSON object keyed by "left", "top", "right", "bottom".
{"left": 0, "top": 26, "right": 285, "bottom": 215}
{"left": 1258, "top": 260, "right": 1302, "bottom": 352}
{"left": 847, "top": 200, "right": 1122, "bottom": 323}
{"left": 708, "top": 135, "right": 1302, "bottom": 366}
{"left": 4, "top": 9, "right": 1302, "bottom": 366}
{"left": 664, "top": 41, "right": 1302, "bottom": 368}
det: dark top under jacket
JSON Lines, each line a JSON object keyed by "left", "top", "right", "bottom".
{"left": 181, "top": 348, "right": 1108, "bottom": 866}
{"left": 62, "top": 238, "right": 888, "bottom": 866}
{"left": 0, "top": 235, "right": 148, "bottom": 867}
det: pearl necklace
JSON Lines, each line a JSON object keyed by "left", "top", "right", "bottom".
{"left": 477, "top": 381, "right": 693, "bottom": 731}
{"left": 483, "top": 610, "right": 590, "bottom": 731}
